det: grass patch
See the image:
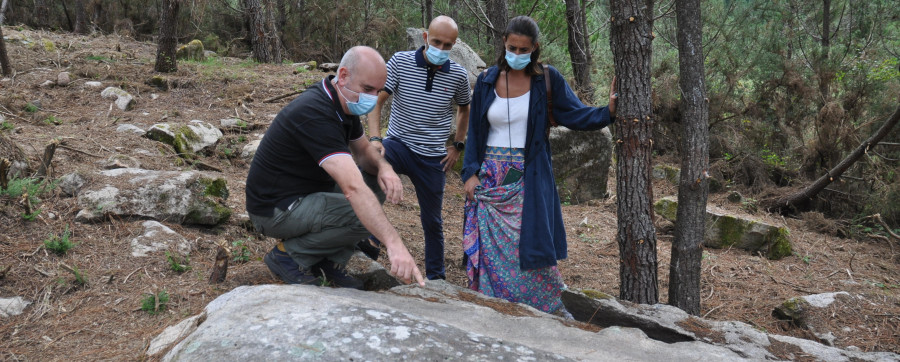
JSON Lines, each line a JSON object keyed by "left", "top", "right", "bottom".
{"left": 166, "top": 252, "right": 191, "bottom": 273}
{"left": 141, "top": 291, "right": 170, "bottom": 315}
{"left": 44, "top": 224, "right": 74, "bottom": 255}
{"left": 231, "top": 239, "right": 251, "bottom": 263}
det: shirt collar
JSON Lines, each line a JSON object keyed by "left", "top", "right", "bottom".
{"left": 414, "top": 45, "right": 451, "bottom": 73}
{"left": 321, "top": 75, "right": 353, "bottom": 122}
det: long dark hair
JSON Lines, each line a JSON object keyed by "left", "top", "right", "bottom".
{"left": 495, "top": 15, "right": 543, "bottom": 76}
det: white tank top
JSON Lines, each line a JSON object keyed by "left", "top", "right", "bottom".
{"left": 486, "top": 90, "right": 530, "bottom": 148}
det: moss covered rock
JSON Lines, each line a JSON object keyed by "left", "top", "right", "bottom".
{"left": 145, "top": 121, "right": 223, "bottom": 158}
{"left": 654, "top": 196, "right": 792, "bottom": 260}
{"left": 652, "top": 164, "right": 681, "bottom": 185}
{"left": 176, "top": 39, "right": 206, "bottom": 61}
{"left": 75, "top": 169, "right": 231, "bottom": 226}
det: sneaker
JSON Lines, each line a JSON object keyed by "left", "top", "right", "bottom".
{"left": 264, "top": 246, "right": 322, "bottom": 285}
{"left": 312, "top": 259, "right": 364, "bottom": 290}
{"left": 356, "top": 237, "right": 381, "bottom": 261}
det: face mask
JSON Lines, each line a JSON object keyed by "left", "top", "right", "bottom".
{"left": 339, "top": 81, "right": 378, "bottom": 115}
{"left": 505, "top": 50, "right": 532, "bottom": 70}
{"left": 425, "top": 43, "right": 450, "bottom": 65}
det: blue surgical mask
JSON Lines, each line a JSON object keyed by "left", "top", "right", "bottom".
{"left": 425, "top": 44, "right": 450, "bottom": 65}
{"left": 505, "top": 50, "right": 532, "bottom": 70}
{"left": 339, "top": 83, "right": 378, "bottom": 115}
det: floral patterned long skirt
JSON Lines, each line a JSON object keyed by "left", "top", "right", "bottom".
{"left": 462, "top": 146, "right": 565, "bottom": 313}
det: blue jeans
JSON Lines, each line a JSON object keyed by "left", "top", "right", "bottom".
{"left": 381, "top": 138, "right": 446, "bottom": 280}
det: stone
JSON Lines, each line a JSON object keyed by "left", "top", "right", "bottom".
{"left": 549, "top": 126, "right": 613, "bottom": 204}
{"left": 406, "top": 28, "right": 486, "bottom": 87}
{"left": 202, "top": 50, "right": 217, "bottom": 59}
{"left": 773, "top": 292, "right": 854, "bottom": 340}
{"left": 654, "top": 196, "right": 792, "bottom": 259}
{"left": 102, "top": 154, "right": 141, "bottom": 169}
{"left": 561, "top": 289, "right": 897, "bottom": 361}
{"left": 130, "top": 220, "right": 191, "bottom": 257}
{"left": 56, "top": 72, "right": 70, "bottom": 86}
{"left": 318, "top": 62, "right": 339, "bottom": 72}
{"left": 58, "top": 172, "right": 88, "bottom": 197}
{"left": 0, "top": 296, "right": 31, "bottom": 318}
{"left": 147, "top": 75, "right": 168, "bottom": 91}
{"left": 75, "top": 168, "right": 231, "bottom": 225}
{"left": 240, "top": 137, "right": 262, "bottom": 160}
{"left": 84, "top": 81, "right": 103, "bottom": 89}
{"left": 161, "top": 283, "right": 746, "bottom": 361}
{"left": 145, "top": 121, "right": 223, "bottom": 157}
{"left": 101, "top": 86, "right": 135, "bottom": 111}
{"left": 176, "top": 39, "right": 206, "bottom": 61}
{"left": 218, "top": 118, "right": 242, "bottom": 128}
{"left": 344, "top": 251, "right": 401, "bottom": 291}
{"left": 116, "top": 124, "right": 146, "bottom": 136}
{"left": 147, "top": 313, "right": 206, "bottom": 356}
{"left": 652, "top": 163, "right": 681, "bottom": 184}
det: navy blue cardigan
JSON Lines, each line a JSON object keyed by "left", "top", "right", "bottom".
{"left": 461, "top": 65, "right": 615, "bottom": 270}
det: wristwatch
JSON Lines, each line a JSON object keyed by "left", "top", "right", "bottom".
{"left": 369, "top": 136, "right": 383, "bottom": 142}
{"left": 453, "top": 141, "right": 465, "bottom": 151}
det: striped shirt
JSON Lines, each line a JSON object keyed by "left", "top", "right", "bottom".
{"left": 384, "top": 46, "right": 471, "bottom": 157}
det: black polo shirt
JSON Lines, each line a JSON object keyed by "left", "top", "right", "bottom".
{"left": 246, "top": 76, "right": 364, "bottom": 216}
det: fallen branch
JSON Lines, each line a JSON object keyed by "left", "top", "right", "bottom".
{"left": 57, "top": 144, "right": 103, "bottom": 158}
{"left": 263, "top": 89, "right": 304, "bottom": 103}
{"left": 765, "top": 106, "right": 900, "bottom": 213}
{"left": 867, "top": 213, "right": 898, "bottom": 254}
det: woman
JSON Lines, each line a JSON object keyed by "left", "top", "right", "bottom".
{"left": 461, "top": 15, "right": 617, "bottom": 314}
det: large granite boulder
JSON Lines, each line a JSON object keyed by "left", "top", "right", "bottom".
{"left": 101, "top": 86, "right": 135, "bottom": 111}
{"left": 549, "top": 126, "right": 614, "bottom": 204}
{"left": 157, "top": 282, "right": 746, "bottom": 361}
{"left": 561, "top": 289, "right": 897, "bottom": 361}
{"left": 406, "top": 28, "right": 486, "bottom": 87}
{"left": 75, "top": 168, "right": 231, "bottom": 225}
{"left": 654, "top": 196, "right": 792, "bottom": 259}
{"left": 145, "top": 121, "right": 223, "bottom": 158}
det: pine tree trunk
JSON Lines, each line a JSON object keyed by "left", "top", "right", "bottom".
{"left": 154, "top": 0, "right": 179, "bottom": 73}
{"left": 244, "top": 0, "right": 282, "bottom": 63}
{"left": 0, "top": 25, "right": 11, "bottom": 76}
{"left": 565, "top": 0, "right": 594, "bottom": 101}
{"left": 610, "top": 0, "right": 658, "bottom": 305}
{"left": 668, "top": 0, "right": 709, "bottom": 316}
{"left": 425, "top": 0, "right": 434, "bottom": 25}
{"left": 33, "top": 0, "right": 50, "bottom": 28}
{"left": 484, "top": 0, "right": 508, "bottom": 57}
{"left": 74, "top": 0, "right": 89, "bottom": 34}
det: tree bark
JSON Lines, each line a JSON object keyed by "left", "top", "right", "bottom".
{"left": 74, "top": 0, "right": 89, "bottom": 34}
{"left": 425, "top": 0, "right": 434, "bottom": 27}
{"left": 565, "top": 0, "right": 594, "bottom": 101}
{"left": 33, "top": 0, "right": 50, "bottom": 28}
{"left": 668, "top": 0, "right": 709, "bottom": 316}
{"left": 0, "top": 26, "right": 10, "bottom": 76}
{"left": 610, "top": 0, "right": 658, "bottom": 305}
{"left": 244, "top": 0, "right": 282, "bottom": 63}
{"left": 767, "top": 106, "right": 900, "bottom": 213}
{"left": 484, "top": 0, "right": 508, "bottom": 57}
{"left": 154, "top": 0, "right": 179, "bottom": 73}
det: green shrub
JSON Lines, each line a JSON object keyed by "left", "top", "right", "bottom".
{"left": 24, "top": 103, "right": 38, "bottom": 113}
{"left": 231, "top": 240, "right": 251, "bottom": 263}
{"left": 44, "top": 225, "right": 74, "bottom": 255}
{"left": 141, "top": 291, "right": 170, "bottom": 315}
{"left": 166, "top": 252, "right": 191, "bottom": 273}
{"left": 0, "top": 121, "right": 13, "bottom": 131}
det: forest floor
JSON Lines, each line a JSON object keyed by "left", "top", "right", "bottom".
{"left": 0, "top": 27, "right": 898, "bottom": 360}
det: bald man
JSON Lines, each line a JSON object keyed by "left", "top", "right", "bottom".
{"left": 247, "top": 46, "right": 424, "bottom": 289}
{"left": 367, "top": 16, "right": 472, "bottom": 280}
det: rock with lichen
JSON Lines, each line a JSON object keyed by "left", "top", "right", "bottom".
{"left": 654, "top": 196, "right": 792, "bottom": 259}
{"left": 176, "top": 39, "right": 206, "bottom": 61}
{"left": 145, "top": 121, "right": 223, "bottom": 158}
{"left": 75, "top": 168, "right": 231, "bottom": 225}
{"left": 100, "top": 86, "right": 135, "bottom": 111}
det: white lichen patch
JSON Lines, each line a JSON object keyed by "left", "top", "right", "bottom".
{"left": 389, "top": 326, "right": 410, "bottom": 340}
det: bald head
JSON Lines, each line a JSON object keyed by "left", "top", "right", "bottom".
{"left": 424, "top": 16, "right": 459, "bottom": 54}
{"left": 338, "top": 46, "right": 386, "bottom": 74}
